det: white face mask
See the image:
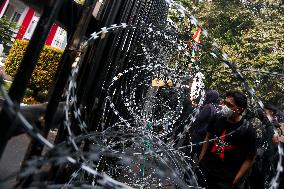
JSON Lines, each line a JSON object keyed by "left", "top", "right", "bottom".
{"left": 221, "top": 105, "right": 234, "bottom": 118}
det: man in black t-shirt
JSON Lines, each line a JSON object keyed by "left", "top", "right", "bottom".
{"left": 199, "top": 91, "right": 257, "bottom": 189}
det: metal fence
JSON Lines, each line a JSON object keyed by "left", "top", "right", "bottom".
{"left": 0, "top": 0, "right": 170, "bottom": 187}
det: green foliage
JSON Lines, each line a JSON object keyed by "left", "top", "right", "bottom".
{"left": 0, "top": 17, "right": 18, "bottom": 51}
{"left": 24, "top": 88, "right": 33, "bottom": 97}
{"left": 173, "top": 0, "right": 284, "bottom": 108}
{"left": 74, "top": 0, "right": 84, "bottom": 4}
{"left": 4, "top": 40, "right": 63, "bottom": 99}
{"left": 0, "top": 80, "right": 12, "bottom": 96}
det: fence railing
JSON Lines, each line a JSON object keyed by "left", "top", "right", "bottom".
{"left": 0, "top": 0, "right": 170, "bottom": 187}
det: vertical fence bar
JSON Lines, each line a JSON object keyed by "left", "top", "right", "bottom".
{"left": 44, "top": 0, "right": 96, "bottom": 134}
{"left": 17, "top": 0, "right": 97, "bottom": 175}
{"left": 80, "top": 0, "right": 124, "bottom": 128}
{"left": 17, "top": 0, "right": 97, "bottom": 186}
{"left": 1, "top": 0, "right": 171, "bottom": 186}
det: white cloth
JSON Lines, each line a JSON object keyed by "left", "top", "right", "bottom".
{"left": 190, "top": 72, "right": 205, "bottom": 100}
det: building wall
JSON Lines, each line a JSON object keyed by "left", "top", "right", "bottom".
{"left": 51, "top": 26, "right": 67, "bottom": 49}
{"left": 0, "top": 0, "right": 67, "bottom": 50}
{"left": 0, "top": 0, "right": 10, "bottom": 18}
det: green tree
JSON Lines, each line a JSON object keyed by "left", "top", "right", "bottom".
{"left": 5, "top": 40, "right": 63, "bottom": 101}
{"left": 173, "top": 0, "right": 284, "bottom": 108}
{"left": 74, "top": 0, "right": 85, "bottom": 4}
{"left": 0, "top": 17, "right": 18, "bottom": 48}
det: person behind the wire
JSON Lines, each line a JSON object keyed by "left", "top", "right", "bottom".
{"left": 190, "top": 89, "right": 220, "bottom": 155}
{"left": 244, "top": 103, "right": 282, "bottom": 189}
{"left": 198, "top": 91, "right": 257, "bottom": 189}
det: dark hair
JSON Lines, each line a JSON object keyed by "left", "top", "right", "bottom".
{"left": 204, "top": 89, "right": 219, "bottom": 104}
{"left": 264, "top": 103, "right": 278, "bottom": 115}
{"left": 225, "top": 91, "right": 247, "bottom": 111}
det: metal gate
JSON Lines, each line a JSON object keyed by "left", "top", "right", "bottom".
{"left": 0, "top": 0, "right": 174, "bottom": 188}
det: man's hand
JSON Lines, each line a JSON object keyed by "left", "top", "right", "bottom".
{"left": 233, "top": 156, "right": 255, "bottom": 187}
{"left": 199, "top": 133, "right": 210, "bottom": 162}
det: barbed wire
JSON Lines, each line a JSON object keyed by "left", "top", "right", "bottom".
{"left": 0, "top": 0, "right": 283, "bottom": 188}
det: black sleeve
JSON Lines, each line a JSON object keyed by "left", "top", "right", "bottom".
{"left": 192, "top": 105, "right": 212, "bottom": 128}
{"left": 245, "top": 126, "right": 257, "bottom": 158}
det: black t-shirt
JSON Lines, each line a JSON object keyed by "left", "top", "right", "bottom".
{"left": 201, "top": 115, "right": 257, "bottom": 181}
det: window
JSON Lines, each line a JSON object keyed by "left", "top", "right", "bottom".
{"left": 54, "top": 39, "right": 60, "bottom": 47}
{"left": 11, "top": 11, "right": 21, "bottom": 23}
{"left": 24, "top": 17, "right": 39, "bottom": 40}
{"left": 27, "top": 20, "right": 36, "bottom": 34}
{"left": 59, "top": 28, "right": 64, "bottom": 35}
{"left": 3, "top": 4, "right": 12, "bottom": 16}
{"left": 3, "top": 4, "right": 22, "bottom": 24}
{"left": 3, "top": 4, "right": 14, "bottom": 19}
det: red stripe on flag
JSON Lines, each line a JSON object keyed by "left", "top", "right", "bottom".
{"left": 192, "top": 27, "right": 202, "bottom": 43}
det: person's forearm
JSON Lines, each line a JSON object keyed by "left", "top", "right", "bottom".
{"left": 199, "top": 133, "right": 210, "bottom": 161}
{"left": 233, "top": 156, "right": 256, "bottom": 185}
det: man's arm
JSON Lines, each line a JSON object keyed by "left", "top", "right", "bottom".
{"left": 233, "top": 156, "right": 255, "bottom": 185}
{"left": 233, "top": 119, "right": 257, "bottom": 185}
{"left": 198, "top": 132, "right": 210, "bottom": 161}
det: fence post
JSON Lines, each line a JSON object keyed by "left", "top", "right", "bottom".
{"left": 14, "top": 1, "right": 97, "bottom": 186}
{"left": 43, "top": 0, "right": 96, "bottom": 135}
{"left": 0, "top": 0, "right": 63, "bottom": 160}
{"left": 79, "top": 0, "right": 124, "bottom": 129}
